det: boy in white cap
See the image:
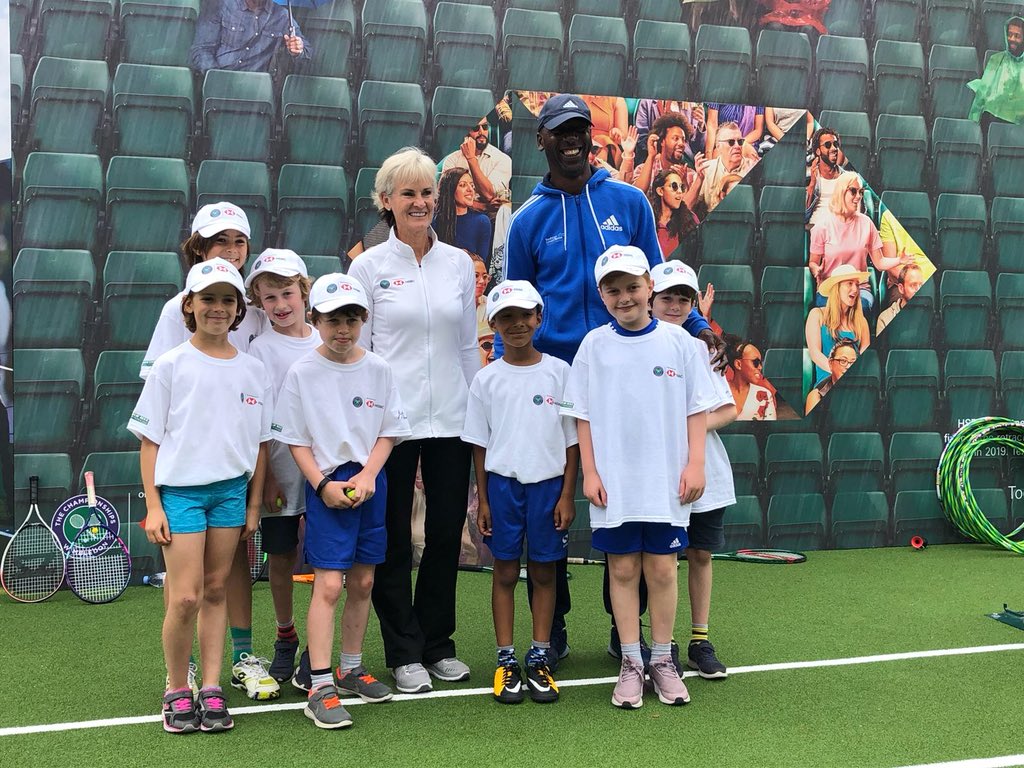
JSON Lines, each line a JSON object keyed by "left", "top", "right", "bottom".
{"left": 561, "top": 245, "right": 715, "bottom": 709}
{"left": 273, "top": 274, "right": 411, "bottom": 729}
{"left": 461, "top": 280, "right": 579, "bottom": 705}
{"left": 244, "top": 250, "right": 319, "bottom": 688}
{"left": 650, "top": 261, "right": 736, "bottom": 680}
{"left": 128, "top": 258, "right": 272, "bottom": 734}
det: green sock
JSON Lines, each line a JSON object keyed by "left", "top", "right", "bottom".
{"left": 230, "top": 627, "right": 253, "bottom": 665}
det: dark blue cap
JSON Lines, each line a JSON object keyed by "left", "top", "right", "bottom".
{"left": 537, "top": 94, "right": 592, "bottom": 131}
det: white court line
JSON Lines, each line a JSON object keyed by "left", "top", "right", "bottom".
{"left": 2, "top": 642, "right": 1023, "bottom": 738}
{"left": 894, "top": 756, "right": 1024, "bottom": 768}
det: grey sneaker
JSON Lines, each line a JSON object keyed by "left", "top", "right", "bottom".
{"left": 425, "top": 657, "right": 470, "bottom": 682}
{"left": 391, "top": 663, "right": 432, "bottom": 693}
{"left": 648, "top": 656, "right": 691, "bottom": 705}
{"left": 304, "top": 684, "right": 353, "bottom": 730}
{"left": 336, "top": 666, "right": 393, "bottom": 703}
{"left": 611, "top": 656, "right": 645, "bottom": 709}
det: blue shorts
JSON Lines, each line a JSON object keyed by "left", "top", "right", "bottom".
{"left": 160, "top": 475, "right": 248, "bottom": 534}
{"left": 304, "top": 461, "right": 387, "bottom": 571}
{"left": 484, "top": 473, "right": 568, "bottom": 563}
{"left": 592, "top": 521, "right": 688, "bottom": 555}
{"left": 686, "top": 508, "right": 726, "bottom": 551}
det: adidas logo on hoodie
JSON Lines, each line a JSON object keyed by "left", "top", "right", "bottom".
{"left": 599, "top": 215, "right": 623, "bottom": 232}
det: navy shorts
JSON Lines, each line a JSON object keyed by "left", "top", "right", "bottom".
{"left": 260, "top": 514, "right": 302, "bottom": 556}
{"left": 686, "top": 508, "right": 726, "bottom": 551}
{"left": 485, "top": 473, "right": 568, "bottom": 563}
{"left": 591, "top": 521, "right": 688, "bottom": 555}
{"left": 303, "top": 462, "right": 387, "bottom": 570}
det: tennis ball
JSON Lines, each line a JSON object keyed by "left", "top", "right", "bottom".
{"left": 345, "top": 488, "right": 358, "bottom": 500}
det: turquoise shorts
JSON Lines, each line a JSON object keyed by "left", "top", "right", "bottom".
{"left": 160, "top": 475, "right": 248, "bottom": 534}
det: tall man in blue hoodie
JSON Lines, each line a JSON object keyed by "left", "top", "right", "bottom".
{"left": 502, "top": 94, "right": 725, "bottom": 663}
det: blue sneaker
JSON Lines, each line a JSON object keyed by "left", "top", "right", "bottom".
{"left": 292, "top": 648, "right": 311, "bottom": 692}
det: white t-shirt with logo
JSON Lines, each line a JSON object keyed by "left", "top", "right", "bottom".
{"left": 561, "top": 321, "right": 717, "bottom": 529}
{"left": 462, "top": 355, "right": 578, "bottom": 484}
{"left": 140, "top": 290, "right": 270, "bottom": 379}
{"left": 273, "top": 350, "right": 411, "bottom": 474}
{"left": 688, "top": 341, "right": 738, "bottom": 514}
{"left": 128, "top": 342, "right": 273, "bottom": 488}
{"left": 248, "top": 327, "right": 321, "bottom": 516}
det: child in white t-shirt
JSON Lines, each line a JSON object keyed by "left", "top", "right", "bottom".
{"left": 461, "top": 280, "right": 579, "bottom": 705}
{"left": 273, "top": 274, "right": 411, "bottom": 730}
{"left": 561, "top": 246, "right": 715, "bottom": 710}
{"left": 244, "top": 250, "right": 319, "bottom": 692}
{"left": 650, "top": 261, "right": 737, "bottom": 680}
{"left": 128, "top": 258, "right": 272, "bottom": 735}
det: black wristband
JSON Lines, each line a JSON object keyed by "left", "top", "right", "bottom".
{"left": 315, "top": 476, "right": 331, "bottom": 498}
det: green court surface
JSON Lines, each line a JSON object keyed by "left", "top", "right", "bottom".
{"left": 1, "top": 545, "right": 1022, "bottom": 767}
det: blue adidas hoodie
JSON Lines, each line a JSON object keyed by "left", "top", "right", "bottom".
{"left": 501, "top": 167, "right": 710, "bottom": 364}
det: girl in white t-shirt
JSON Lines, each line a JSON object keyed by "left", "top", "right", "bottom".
{"left": 129, "top": 259, "right": 272, "bottom": 735}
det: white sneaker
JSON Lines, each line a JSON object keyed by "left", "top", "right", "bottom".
{"left": 425, "top": 657, "right": 470, "bottom": 682}
{"left": 230, "top": 653, "right": 281, "bottom": 700}
{"left": 391, "top": 663, "right": 433, "bottom": 693}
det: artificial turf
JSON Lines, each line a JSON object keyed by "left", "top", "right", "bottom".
{"left": 1, "top": 544, "right": 1022, "bottom": 767}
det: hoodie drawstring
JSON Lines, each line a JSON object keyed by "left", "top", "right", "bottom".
{"left": 584, "top": 184, "right": 607, "bottom": 251}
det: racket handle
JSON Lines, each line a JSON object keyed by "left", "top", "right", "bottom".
{"left": 29, "top": 475, "right": 38, "bottom": 504}
{"left": 84, "top": 471, "right": 97, "bottom": 507}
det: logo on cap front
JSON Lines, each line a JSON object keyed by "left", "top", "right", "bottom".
{"left": 653, "top": 366, "right": 664, "bottom": 376}
{"left": 380, "top": 280, "right": 391, "bottom": 289}
{"left": 600, "top": 256, "right": 609, "bottom": 266}
{"left": 210, "top": 209, "right": 221, "bottom": 218}
{"left": 501, "top": 286, "right": 514, "bottom": 295}
{"left": 562, "top": 99, "right": 580, "bottom": 109}
{"left": 326, "top": 284, "right": 337, "bottom": 294}
{"left": 663, "top": 265, "right": 674, "bottom": 275}
{"left": 491, "top": 290, "right": 499, "bottom": 301}
{"left": 201, "top": 265, "right": 213, "bottom": 274}
{"left": 533, "top": 395, "right": 543, "bottom": 405}
{"left": 254, "top": 260, "right": 263, "bottom": 270}
{"left": 352, "top": 397, "right": 363, "bottom": 407}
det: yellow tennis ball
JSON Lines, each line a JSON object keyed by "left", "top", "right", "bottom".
{"left": 345, "top": 488, "right": 358, "bottom": 500}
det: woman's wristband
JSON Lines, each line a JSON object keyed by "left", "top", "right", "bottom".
{"left": 315, "top": 475, "right": 331, "bottom": 498}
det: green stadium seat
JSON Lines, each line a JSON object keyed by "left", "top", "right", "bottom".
{"left": 301, "top": 254, "right": 342, "bottom": 280}
{"left": 29, "top": 57, "right": 108, "bottom": 154}
{"left": 433, "top": 3, "right": 497, "bottom": 89}
{"left": 353, "top": 167, "right": 381, "bottom": 238}
{"left": 302, "top": 0, "right": 355, "bottom": 78}
{"left": 694, "top": 25, "right": 751, "bottom": 103}
{"left": 885, "top": 349, "right": 940, "bottom": 431}
{"left": 202, "top": 70, "right": 274, "bottom": 163}
{"left": 431, "top": 86, "right": 496, "bottom": 160}
{"left": 931, "top": 117, "right": 982, "bottom": 195}
{"left": 361, "top": 0, "right": 427, "bottom": 84}
{"left": 820, "top": 349, "right": 882, "bottom": 432}
{"left": 112, "top": 63, "right": 195, "bottom": 159}
{"left": 502, "top": 9, "right": 564, "bottom": 91}
{"left": 637, "top": 0, "right": 683, "bottom": 22}
{"left": 89, "top": 351, "right": 145, "bottom": 452}
{"left": 824, "top": 0, "right": 864, "bottom": 36}
{"left": 195, "top": 160, "right": 271, "bottom": 251}
{"left": 568, "top": 14, "right": 628, "bottom": 95}
{"left": 13, "top": 248, "right": 95, "bottom": 348}
{"left": 815, "top": 35, "right": 869, "bottom": 113}
{"left": 506, "top": 0, "right": 562, "bottom": 11}
{"left": 940, "top": 270, "right": 991, "bottom": 348}
{"left": 817, "top": 110, "right": 871, "bottom": 173}
{"left": 698, "top": 185, "right": 755, "bottom": 265}
{"left": 992, "top": 197, "right": 1024, "bottom": 274}
{"left": 972, "top": 489, "right": 1011, "bottom": 536}
{"left": 761, "top": 266, "right": 811, "bottom": 348}
{"left": 935, "top": 194, "right": 986, "bottom": 271}
{"left": 758, "top": 185, "right": 806, "bottom": 265}
{"left": 38, "top": 0, "right": 114, "bottom": 60}
{"left": 14, "top": 348, "right": 85, "bottom": 452}
{"left": 944, "top": 349, "right": 997, "bottom": 424}
{"left": 926, "top": 0, "right": 975, "bottom": 48}
{"left": 281, "top": 75, "right": 350, "bottom": 167}
{"left": 880, "top": 273, "right": 934, "bottom": 349}
{"left": 759, "top": 112, "right": 808, "bottom": 186}
{"left": 575, "top": 0, "right": 623, "bottom": 13}
{"left": 927, "top": 45, "right": 979, "bottom": 120}
{"left": 981, "top": 1, "right": 1022, "bottom": 52}
{"left": 1001, "top": 352, "right": 1024, "bottom": 420}
{"left": 719, "top": 433, "right": 760, "bottom": 496}
{"left": 996, "top": 274, "right": 1024, "bottom": 351}
{"left": 720, "top": 495, "right": 765, "bottom": 551}
{"left": 106, "top": 156, "right": 190, "bottom": 252}
{"left": 755, "top": 30, "right": 811, "bottom": 108}
{"left": 697, "top": 264, "right": 754, "bottom": 338}
{"left": 894, "top": 490, "right": 962, "bottom": 545}
{"left": 11, "top": 55, "right": 24, "bottom": 129}
{"left": 763, "top": 347, "right": 813, "bottom": 416}
{"left": 831, "top": 491, "right": 890, "bottom": 549}
{"left": 871, "top": 0, "right": 922, "bottom": 41}
{"left": 875, "top": 114, "right": 927, "bottom": 192}
{"left": 357, "top": 80, "right": 426, "bottom": 167}
{"left": 767, "top": 493, "right": 827, "bottom": 550}
{"left": 103, "top": 251, "right": 182, "bottom": 349}
{"left": 21, "top": 152, "right": 103, "bottom": 251}
{"left": 119, "top": 0, "right": 199, "bottom": 67}
{"left": 889, "top": 432, "right": 942, "bottom": 493}
{"left": 765, "top": 433, "right": 823, "bottom": 496}
{"left": 10, "top": 0, "right": 32, "bottom": 52}
{"left": 873, "top": 40, "right": 924, "bottom": 116}
{"left": 509, "top": 96, "right": 549, "bottom": 177}
{"left": 828, "top": 432, "right": 885, "bottom": 494}
{"left": 277, "top": 164, "right": 349, "bottom": 257}
{"left": 879, "top": 190, "right": 931, "bottom": 256}
{"left": 13, "top": 453, "right": 73, "bottom": 513}
{"left": 987, "top": 123, "right": 1024, "bottom": 198}
{"left": 633, "top": 20, "right": 691, "bottom": 99}
{"left": 511, "top": 175, "right": 542, "bottom": 209}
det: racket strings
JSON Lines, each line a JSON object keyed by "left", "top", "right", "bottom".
{"left": 1, "top": 525, "right": 65, "bottom": 601}
{"left": 66, "top": 531, "right": 131, "bottom": 603}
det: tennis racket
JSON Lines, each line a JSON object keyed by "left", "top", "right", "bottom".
{"left": 710, "top": 548, "right": 807, "bottom": 564}
{"left": 65, "top": 472, "right": 132, "bottom": 604}
{"left": 1, "top": 476, "right": 66, "bottom": 602}
{"left": 247, "top": 525, "right": 267, "bottom": 583}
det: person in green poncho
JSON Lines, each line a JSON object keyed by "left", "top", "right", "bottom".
{"left": 968, "top": 16, "right": 1024, "bottom": 126}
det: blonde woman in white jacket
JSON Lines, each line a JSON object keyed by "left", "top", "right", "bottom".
{"left": 347, "top": 147, "right": 480, "bottom": 695}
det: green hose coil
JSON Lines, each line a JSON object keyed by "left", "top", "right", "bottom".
{"left": 936, "top": 416, "right": 1024, "bottom": 554}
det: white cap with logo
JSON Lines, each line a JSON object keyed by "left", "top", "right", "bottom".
{"left": 486, "top": 279, "right": 544, "bottom": 321}
{"left": 191, "top": 202, "right": 252, "bottom": 239}
{"left": 594, "top": 245, "right": 651, "bottom": 285}
{"left": 652, "top": 260, "right": 699, "bottom": 294}
{"left": 185, "top": 257, "right": 245, "bottom": 295}
{"left": 310, "top": 273, "right": 369, "bottom": 313}
{"left": 244, "top": 249, "right": 309, "bottom": 290}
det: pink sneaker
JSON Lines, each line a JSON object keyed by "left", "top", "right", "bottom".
{"left": 611, "top": 656, "right": 645, "bottom": 709}
{"left": 649, "top": 656, "right": 691, "bottom": 705}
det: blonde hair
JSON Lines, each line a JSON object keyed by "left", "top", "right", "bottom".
{"left": 828, "top": 171, "right": 865, "bottom": 217}
{"left": 373, "top": 147, "right": 438, "bottom": 228}
{"left": 822, "top": 278, "right": 866, "bottom": 343}
{"left": 246, "top": 272, "right": 312, "bottom": 307}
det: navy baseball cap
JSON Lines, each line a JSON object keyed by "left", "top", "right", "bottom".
{"left": 537, "top": 94, "right": 592, "bottom": 131}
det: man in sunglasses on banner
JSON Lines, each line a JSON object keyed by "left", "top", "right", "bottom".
{"left": 699, "top": 121, "right": 759, "bottom": 214}
{"left": 805, "top": 126, "right": 847, "bottom": 228}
